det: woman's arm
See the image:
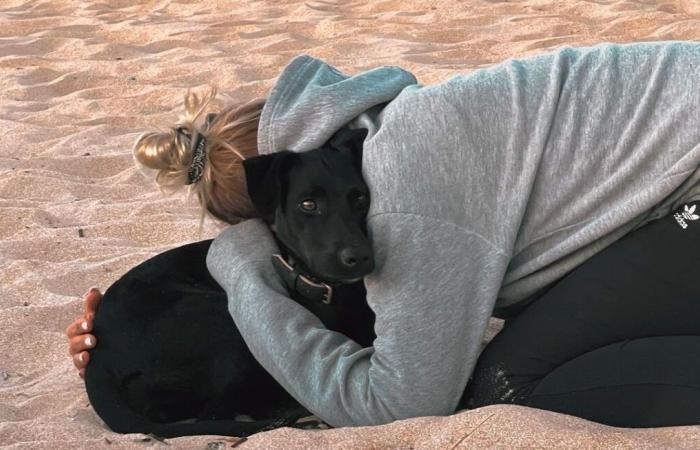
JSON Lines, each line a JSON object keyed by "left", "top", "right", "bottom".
{"left": 207, "top": 216, "right": 510, "bottom": 427}
{"left": 65, "top": 288, "right": 101, "bottom": 378}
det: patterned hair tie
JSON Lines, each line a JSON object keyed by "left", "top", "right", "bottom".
{"left": 186, "top": 134, "right": 207, "bottom": 185}
{"left": 175, "top": 126, "right": 190, "bottom": 139}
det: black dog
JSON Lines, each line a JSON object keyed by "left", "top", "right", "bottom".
{"left": 84, "top": 127, "right": 376, "bottom": 438}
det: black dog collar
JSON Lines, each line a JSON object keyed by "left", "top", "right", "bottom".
{"left": 271, "top": 254, "right": 333, "bottom": 304}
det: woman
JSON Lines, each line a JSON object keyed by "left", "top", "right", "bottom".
{"left": 67, "top": 41, "right": 700, "bottom": 429}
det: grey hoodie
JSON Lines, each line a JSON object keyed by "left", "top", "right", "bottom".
{"left": 206, "top": 41, "right": 700, "bottom": 427}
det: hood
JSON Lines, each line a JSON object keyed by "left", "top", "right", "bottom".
{"left": 257, "top": 54, "right": 418, "bottom": 155}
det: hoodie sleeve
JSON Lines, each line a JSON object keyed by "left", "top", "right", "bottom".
{"left": 206, "top": 215, "right": 509, "bottom": 427}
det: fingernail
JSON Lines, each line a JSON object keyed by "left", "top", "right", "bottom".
{"left": 85, "top": 337, "right": 93, "bottom": 347}
{"left": 79, "top": 353, "right": 84, "bottom": 363}
{"left": 81, "top": 321, "right": 88, "bottom": 331}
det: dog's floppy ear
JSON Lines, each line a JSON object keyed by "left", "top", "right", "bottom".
{"left": 329, "top": 127, "right": 368, "bottom": 164}
{"left": 242, "top": 151, "right": 297, "bottom": 223}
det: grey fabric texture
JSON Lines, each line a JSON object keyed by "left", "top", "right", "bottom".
{"left": 206, "top": 41, "right": 700, "bottom": 427}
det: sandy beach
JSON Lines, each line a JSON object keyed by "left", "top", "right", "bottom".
{"left": 1, "top": 0, "right": 700, "bottom": 448}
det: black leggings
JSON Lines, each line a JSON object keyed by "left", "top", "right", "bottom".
{"left": 461, "top": 200, "right": 700, "bottom": 428}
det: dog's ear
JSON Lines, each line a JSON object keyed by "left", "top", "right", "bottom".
{"left": 242, "top": 151, "right": 297, "bottom": 224}
{"left": 329, "top": 127, "right": 368, "bottom": 164}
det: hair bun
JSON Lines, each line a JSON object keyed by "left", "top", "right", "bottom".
{"left": 132, "top": 88, "right": 266, "bottom": 231}
{"left": 133, "top": 128, "right": 192, "bottom": 194}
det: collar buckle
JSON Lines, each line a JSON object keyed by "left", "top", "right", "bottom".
{"left": 298, "top": 274, "right": 333, "bottom": 304}
{"left": 271, "top": 254, "right": 334, "bottom": 304}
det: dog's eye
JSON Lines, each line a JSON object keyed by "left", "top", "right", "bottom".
{"left": 299, "top": 199, "right": 317, "bottom": 212}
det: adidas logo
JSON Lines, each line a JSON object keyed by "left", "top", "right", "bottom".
{"left": 673, "top": 204, "right": 699, "bottom": 229}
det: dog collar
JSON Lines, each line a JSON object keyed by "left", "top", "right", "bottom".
{"left": 271, "top": 254, "right": 333, "bottom": 304}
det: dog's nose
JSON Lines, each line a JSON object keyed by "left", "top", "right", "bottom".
{"left": 339, "top": 247, "right": 370, "bottom": 268}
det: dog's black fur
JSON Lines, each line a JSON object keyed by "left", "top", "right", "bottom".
{"left": 84, "top": 127, "right": 376, "bottom": 438}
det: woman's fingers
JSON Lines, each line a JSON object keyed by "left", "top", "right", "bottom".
{"left": 69, "top": 334, "right": 96, "bottom": 357}
{"left": 65, "top": 316, "right": 93, "bottom": 339}
{"left": 66, "top": 287, "right": 102, "bottom": 378}
{"left": 84, "top": 287, "right": 102, "bottom": 316}
{"left": 73, "top": 350, "right": 90, "bottom": 370}
{"left": 66, "top": 287, "right": 101, "bottom": 339}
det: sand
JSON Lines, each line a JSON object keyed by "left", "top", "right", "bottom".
{"left": 1, "top": 0, "right": 700, "bottom": 448}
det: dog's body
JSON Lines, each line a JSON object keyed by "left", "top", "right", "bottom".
{"left": 85, "top": 128, "right": 375, "bottom": 438}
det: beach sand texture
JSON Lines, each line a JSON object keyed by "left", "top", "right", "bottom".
{"left": 2, "top": 0, "right": 700, "bottom": 448}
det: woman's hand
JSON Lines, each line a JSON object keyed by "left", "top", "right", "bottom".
{"left": 65, "top": 287, "right": 101, "bottom": 379}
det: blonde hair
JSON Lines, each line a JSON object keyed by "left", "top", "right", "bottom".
{"left": 132, "top": 89, "right": 266, "bottom": 231}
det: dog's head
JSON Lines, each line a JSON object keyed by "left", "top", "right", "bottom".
{"left": 242, "top": 127, "right": 374, "bottom": 284}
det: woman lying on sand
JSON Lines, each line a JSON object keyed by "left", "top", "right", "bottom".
{"left": 68, "top": 41, "right": 700, "bottom": 428}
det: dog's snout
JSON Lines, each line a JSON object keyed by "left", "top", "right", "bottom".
{"left": 339, "top": 247, "right": 370, "bottom": 268}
